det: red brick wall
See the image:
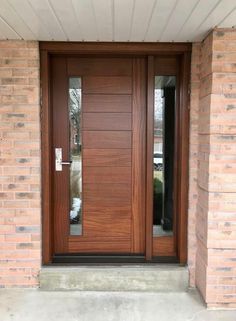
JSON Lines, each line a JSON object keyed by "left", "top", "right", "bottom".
{"left": 188, "top": 43, "right": 201, "bottom": 287}
{"left": 0, "top": 41, "right": 40, "bottom": 287}
{"left": 190, "top": 29, "right": 236, "bottom": 308}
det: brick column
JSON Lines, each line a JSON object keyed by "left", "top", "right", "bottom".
{"left": 195, "top": 29, "right": 236, "bottom": 308}
{"left": 188, "top": 43, "right": 201, "bottom": 287}
{"left": 0, "top": 41, "right": 41, "bottom": 287}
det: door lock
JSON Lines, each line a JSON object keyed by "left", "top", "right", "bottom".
{"left": 55, "top": 148, "right": 71, "bottom": 171}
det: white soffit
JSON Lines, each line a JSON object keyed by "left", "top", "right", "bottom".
{"left": 0, "top": 0, "right": 235, "bottom": 42}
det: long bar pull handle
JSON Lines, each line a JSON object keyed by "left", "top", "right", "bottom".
{"left": 55, "top": 148, "right": 71, "bottom": 171}
{"left": 61, "top": 161, "right": 72, "bottom": 165}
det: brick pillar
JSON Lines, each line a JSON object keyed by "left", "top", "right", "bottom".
{"left": 0, "top": 41, "right": 41, "bottom": 287}
{"left": 195, "top": 29, "right": 236, "bottom": 308}
{"left": 188, "top": 43, "right": 201, "bottom": 287}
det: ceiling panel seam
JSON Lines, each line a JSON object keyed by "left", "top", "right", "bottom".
{"left": 128, "top": 0, "right": 136, "bottom": 41}
{"left": 143, "top": 0, "right": 158, "bottom": 42}
{"left": 175, "top": 0, "right": 201, "bottom": 40}
{"left": 159, "top": 0, "right": 179, "bottom": 41}
{"left": 46, "top": 0, "right": 68, "bottom": 40}
{"left": 112, "top": 0, "right": 115, "bottom": 41}
{"left": 5, "top": 0, "right": 36, "bottom": 39}
{"left": 71, "top": 0, "right": 84, "bottom": 41}
{"left": 0, "top": 15, "right": 21, "bottom": 39}
{"left": 218, "top": 5, "right": 236, "bottom": 27}
{"left": 91, "top": 0, "right": 99, "bottom": 41}
{"left": 26, "top": 0, "right": 53, "bottom": 40}
{"left": 194, "top": 0, "right": 222, "bottom": 33}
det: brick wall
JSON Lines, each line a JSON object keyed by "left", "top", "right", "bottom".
{"left": 191, "top": 29, "right": 236, "bottom": 308}
{"left": 0, "top": 41, "right": 41, "bottom": 287}
{"left": 188, "top": 43, "right": 201, "bottom": 287}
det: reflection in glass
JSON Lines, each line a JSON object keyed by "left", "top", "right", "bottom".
{"left": 69, "top": 78, "right": 82, "bottom": 235}
{"left": 153, "top": 76, "right": 176, "bottom": 237}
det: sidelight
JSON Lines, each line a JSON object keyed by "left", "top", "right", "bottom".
{"left": 69, "top": 77, "right": 82, "bottom": 235}
{"left": 153, "top": 76, "right": 176, "bottom": 237}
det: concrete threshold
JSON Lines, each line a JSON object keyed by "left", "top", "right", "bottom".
{"left": 40, "top": 264, "right": 188, "bottom": 292}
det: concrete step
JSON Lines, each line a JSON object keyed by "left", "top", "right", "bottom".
{"left": 40, "top": 265, "right": 189, "bottom": 292}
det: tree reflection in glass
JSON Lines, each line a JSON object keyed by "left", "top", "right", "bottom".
{"left": 69, "top": 78, "right": 82, "bottom": 235}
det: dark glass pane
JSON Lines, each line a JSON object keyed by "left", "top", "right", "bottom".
{"left": 153, "top": 76, "right": 176, "bottom": 237}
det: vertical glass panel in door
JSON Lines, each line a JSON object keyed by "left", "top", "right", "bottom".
{"left": 69, "top": 78, "right": 82, "bottom": 235}
{"left": 153, "top": 76, "right": 176, "bottom": 237}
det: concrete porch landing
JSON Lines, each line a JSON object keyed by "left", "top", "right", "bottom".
{"left": 39, "top": 265, "right": 188, "bottom": 291}
{"left": 0, "top": 289, "right": 235, "bottom": 321}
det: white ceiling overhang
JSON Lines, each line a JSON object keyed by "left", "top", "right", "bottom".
{"left": 0, "top": 0, "right": 235, "bottom": 42}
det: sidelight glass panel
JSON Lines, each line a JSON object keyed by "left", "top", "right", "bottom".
{"left": 153, "top": 76, "right": 176, "bottom": 237}
{"left": 69, "top": 77, "right": 82, "bottom": 235}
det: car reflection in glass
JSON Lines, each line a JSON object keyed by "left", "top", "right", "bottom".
{"left": 153, "top": 153, "right": 163, "bottom": 171}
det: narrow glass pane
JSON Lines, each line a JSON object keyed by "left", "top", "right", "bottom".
{"left": 69, "top": 77, "right": 82, "bottom": 235}
{"left": 153, "top": 76, "right": 176, "bottom": 237}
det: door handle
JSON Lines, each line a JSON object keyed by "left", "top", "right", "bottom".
{"left": 55, "top": 148, "right": 71, "bottom": 171}
{"left": 61, "top": 161, "right": 72, "bottom": 165}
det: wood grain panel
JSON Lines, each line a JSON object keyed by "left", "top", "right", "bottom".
{"left": 84, "top": 214, "right": 131, "bottom": 237}
{"left": 41, "top": 42, "right": 192, "bottom": 54}
{"left": 153, "top": 237, "right": 176, "bottom": 257}
{"left": 83, "top": 183, "right": 131, "bottom": 206}
{"left": 83, "top": 76, "right": 132, "bottom": 94}
{"left": 83, "top": 149, "right": 131, "bottom": 167}
{"left": 52, "top": 57, "right": 69, "bottom": 253}
{"left": 68, "top": 58, "right": 132, "bottom": 76}
{"left": 83, "top": 94, "right": 132, "bottom": 113}
{"left": 155, "top": 57, "right": 178, "bottom": 75}
{"left": 146, "top": 56, "right": 154, "bottom": 260}
{"left": 131, "top": 58, "right": 146, "bottom": 254}
{"left": 41, "top": 50, "right": 52, "bottom": 264}
{"left": 83, "top": 113, "right": 131, "bottom": 130}
{"left": 83, "top": 167, "right": 131, "bottom": 184}
{"left": 83, "top": 205, "right": 131, "bottom": 217}
{"left": 69, "top": 238, "right": 131, "bottom": 253}
{"left": 83, "top": 131, "right": 131, "bottom": 149}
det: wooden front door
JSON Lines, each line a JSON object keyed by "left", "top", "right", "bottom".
{"left": 51, "top": 56, "right": 146, "bottom": 256}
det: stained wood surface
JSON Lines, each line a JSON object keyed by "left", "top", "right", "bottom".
{"left": 83, "top": 131, "right": 131, "bottom": 149}
{"left": 68, "top": 58, "right": 132, "bottom": 76}
{"left": 83, "top": 113, "right": 131, "bottom": 131}
{"left": 69, "top": 237, "right": 131, "bottom": 253}
{"left": 65, "top": 57, "right": 135, "bottom": 253}
{"left": 83, "top": 149, "right": 131, "bottom": 167}
{"left": 40, "top": 50, "right": 52, "bottom": 264}
{"left": 83, "top": 94, "right": 132, "bottom": 113}
{"left": 83, "top": 76, "right": 132, "bottom": 94}
{"left": 83, "top": 183, "right": 131, "bottom": 206}
{"left": 153, "top": 237, "right": 175, "bottom": 257}
{"left": 42, "top": 43, "right": 191, "bottom": 264}
{"left": 52, "top": 57, "right": 69, "bottom": 253}
{"left": 131, "top": 58, "right": 146, "bottom": 254}
{"left": 83, "top": 167, "right": 131, "bottom": 184}
{"left": 146, "top": 56, "right": 154, "bottom": 260}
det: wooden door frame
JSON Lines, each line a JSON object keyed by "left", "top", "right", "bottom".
{"left": 40, "top": 42, "right": 191, "bottom": 264}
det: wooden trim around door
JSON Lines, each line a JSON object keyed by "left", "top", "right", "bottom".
{"left": 146, "top": 56, "right": 154, "bottom": 261}
{"left": 40, "top": 42, "right": 191, "bottom": 264}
